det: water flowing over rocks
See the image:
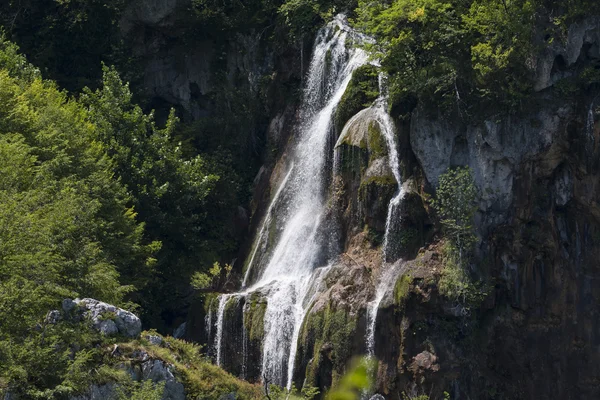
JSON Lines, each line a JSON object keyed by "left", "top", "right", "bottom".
{"left": 181, "top": 12, "right": 600, "bottom": 400}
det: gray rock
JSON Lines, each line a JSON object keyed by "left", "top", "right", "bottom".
{"left": 146, "top": 334, "right": 163, "bottom": 346}
{"left": 141, "top": 360, "right": 185, "bottom": 400}
{"left": 98, "top": 319, "right": 119, "bottom": 336}
{"left": 554, "top": 165, "right": 573, "bottom": 206}
{"left": 75, "top": 298, "right": 142, "bottom": 338}
{"left": 534, "top": 17, "right": 600, "bottom": 91}
{"left": 70, "top": 383, "right": 117, "bottom": 400}
{"left": 410, "top": 105, "right": 568, "bottom": 231}
{"left": 62, "top": 298, "right": 77, "bottom": 313}
{"left": 45, "top": 310, "right": 61, "bottom": 324}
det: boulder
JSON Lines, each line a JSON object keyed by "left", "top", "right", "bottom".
{"left": 75, "top": 298, "right": 142, "bottom": 338}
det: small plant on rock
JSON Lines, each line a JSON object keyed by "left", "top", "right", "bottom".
{"left": 431, "top": 167, "right": 486, "bottom": 309}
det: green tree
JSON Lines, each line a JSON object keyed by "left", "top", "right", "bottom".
{"left": 431, "top": 166, "right": 486, "bottom": 307}
{"left": 81, "top": 65, "right": 219, "bottom": 328}
{"left": 431, "top": 166, "right": 477, "bottom": 257}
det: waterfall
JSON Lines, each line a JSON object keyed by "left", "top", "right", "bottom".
{"left": 242, "top": 164, "right": 295, "bottom": 288}
{"left": 214, "top": 293, "right": 232, "bottom": 367}
{"left": 365, "top": 263, "right": 402, "bottom": 357}
{"left": 212, "top": 15, "right": 369, "bottom": 389}
{"left": 376, "top": 75, "right": 404, "bottom": 262}
{"left": 587, "top": 100, "right": 596, "bottom": 144}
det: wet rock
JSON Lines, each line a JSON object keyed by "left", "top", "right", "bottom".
{"left": 408, "top": 351, "right": 440, "bottom": 376}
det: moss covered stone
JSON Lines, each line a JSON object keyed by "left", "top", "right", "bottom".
{"left": 394, "top": 274, "right": 413, "bottom": 305}
{"left": 243, "top": 293, "right": 267, "bottom": 342}
{"left": 358, "top": 175, "right": 397, "bottom": 203}
{"left": 335, "top": 64, "right": 379, "bottom": 133}
{"left": 298, "top": 303, "right": 359, "bottom": 389}
{"left": 367, "top": 120, "right": 388, "bottom": 160}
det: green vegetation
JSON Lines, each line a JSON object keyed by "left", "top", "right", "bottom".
{"left": 431, "top": 167, "right": 487, "bottom": 308}
{"left": 431, "top": 167, "right": 477, "bottom": 256}
{"left": 394, "top": 274, "right": 412, "bottom": 305}
{"left": 300, "top": 304, "right": 359, "bottom": 388}
{"left": 0, "top": 0, "right": 128, "bottom": 92}
{"left": 335, "top": 65, "right": 380, "bottom": 132}
{"left": 354, "top": 0, "right": 600, "bottom": 116}
{"left": 367, "top": 121, "right": 388, "bottom": 160}
{"left": 244, "top": 293, "right": 268, "bottom": 342}
{"left": 0, "top": 36, "right": 257, "bottom": 397}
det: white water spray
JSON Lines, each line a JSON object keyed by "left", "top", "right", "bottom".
{"left": 212, "top": 15, "right": 369, "bottom": 388}
{"left": 376, "top": 75, "right": 404, "bottom": 261}
{"left": 365, "top": 263, "right": 403, "bottom": 357}
{"left": 214, "top": 294, "right": 233, "bottom": 367}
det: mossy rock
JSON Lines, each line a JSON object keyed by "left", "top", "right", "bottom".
{"left": 243, "top": 292, "right": 267, "bottom": 342}
{"left": 297, "top": 304, "right": 359, "bottom": 391}
{"left": 394, "top": 274, "right": 413, "bottom": 305}
{"left": 367, "top": 120, "right": 388, "bottom": 161}
{"left": 334, "top": 64, "right": 379, "bottom": 133}
{"left": 358, "top": 175, "right": 397, "bottom": 203}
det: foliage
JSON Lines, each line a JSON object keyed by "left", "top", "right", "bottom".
{"left": 431, "top": 166, "right": 477, "bottom": 257}
{"left": 191, "top": 262, "right": 232, "bottom": 291}
{"left": 116, "top": 380, "right": 165, "bottom": 400}
{"left": 325, "top": 357, "right": 374, "bottom": 400}
{"left": 0, "top": 36, "right": 156, "bottom": 397}
{"left": 431, "top": 167, "right": 487, "bottom": 308}
{"left": 394, "top": 274, "right": 412, "bottom": 305}
{"left": 81, "top": 65, "right": 220, "bottom": 329}
{"left": 0, "top": 0, "right": 128, "bottom": 92}
{"left": 335, "top": 64, "right": 380, "bottom": 132}
{"left": 438, "top": 241, "right": 488, "bottom": 308}
{"left": 353, "top": 0, "right": 549, "bottom": 115}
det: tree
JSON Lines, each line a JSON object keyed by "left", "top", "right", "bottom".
{"left": 81, "top": 65, "right": 219, "bottom": 328}
{"left": 431, "top": 166, "right": 478, "bottom": 258}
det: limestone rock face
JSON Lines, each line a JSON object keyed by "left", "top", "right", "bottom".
{"left": 75, "top": 298, "right": 142, "bottom": 338}
{"left": 534, "top": 17, "right": 600, "bottom": 91}
{"left": 70, "top": 384, "right": 117, "bottom": 400}
{"left": 410, "top": 103, "right": 578, "bottom": 232}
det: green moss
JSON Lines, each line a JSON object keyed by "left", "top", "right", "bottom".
{"left": 115, "top": 333, "right": 263, "bottom": 400}
{"left": 243, "top": 293, "right": 267, "bottom": 342}
{"left": 300, "top": 303, "right": 359, "bottom": 388}
{"left": 224, "top": 296, "right": 239, "bottom": 317}
{"left": 367, "top": 121, "right": 387, "bottom": 160}
{"left": 204, "top": 293, "right": 218, "bottom": 315}
{"left": 335, "top": 64, "right": 379, "bottom": 132}
{"left": 394, "top": 274, "right": 412, "bottom": 305}
{"left": 358, "top": 174, "right": 397, "bottom": 204}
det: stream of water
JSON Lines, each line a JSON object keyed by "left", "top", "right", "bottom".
{"left": 211, "top": 15, "right": 405, "bottom": 390}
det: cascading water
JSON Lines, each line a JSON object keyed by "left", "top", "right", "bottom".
{"left": 212, "top": 15, "right": 369, "bottom": 389}
{"left": 376, "top": 75, "right": 404, "bottom": 261}
{"left": 365, "top": 263, "right": 403, "bottom": 357}
{"left": 214, "top": 293, "right": 233, "bottom": 367}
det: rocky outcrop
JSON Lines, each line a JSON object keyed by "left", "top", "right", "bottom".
{"left": 66, "top": 298, "right": 142, "bottom": 338}
{"left": 534, "top": 17, "right": 600, "bottom": 91}
{"left": 72, "top": 348, "right": 185, "bottom": 400}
